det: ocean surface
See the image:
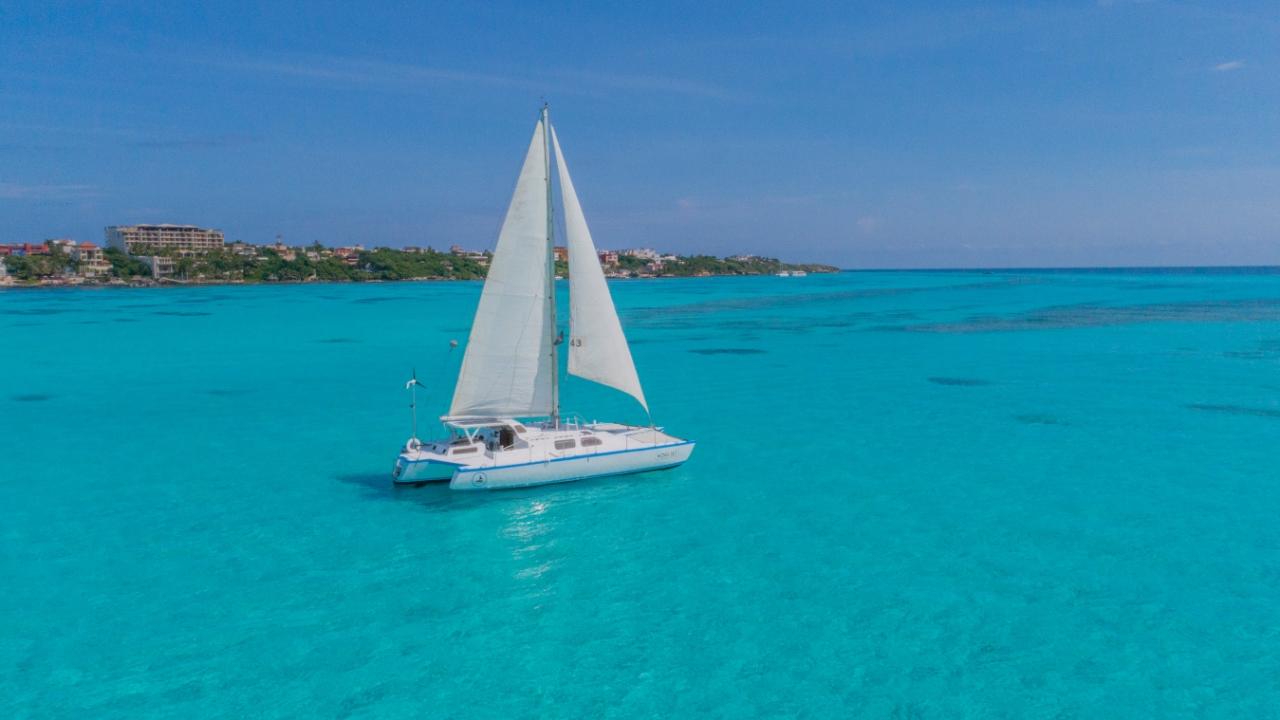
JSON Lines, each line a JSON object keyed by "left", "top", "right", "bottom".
{"left": 3, "top": 269, "right": 1280, "bottom": 718}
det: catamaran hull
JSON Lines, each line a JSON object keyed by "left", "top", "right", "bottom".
{"left": 392, "top": 457, "right": 460, "bottom": 486}
{"left": 449, "top": 442, "right": 694, "bottom": 491}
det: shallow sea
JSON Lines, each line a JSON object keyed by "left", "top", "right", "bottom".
{"left": 3, "top": 269, "right": 1280, "bottom": 718}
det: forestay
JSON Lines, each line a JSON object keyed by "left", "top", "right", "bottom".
{"left": 449, "top": 119, "right": 556, "bottom": 418}
{"left": 551, "top": 126, "right": 649, "bottom": 412}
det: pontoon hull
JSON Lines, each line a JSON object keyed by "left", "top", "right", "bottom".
{"left": 392, "top": 457, "right": 459, "bottom": 486}
{"left": 450, "top": 441, "right": 694, "bottom": 491}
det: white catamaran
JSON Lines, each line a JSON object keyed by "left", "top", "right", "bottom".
{"left": 392, "top": 107, "right": 695, "bottom": 490}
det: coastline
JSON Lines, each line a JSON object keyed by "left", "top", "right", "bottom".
{"left": 0, "top": 267, "right": 842, "bottom": 290}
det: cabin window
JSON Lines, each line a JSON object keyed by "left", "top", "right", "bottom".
{"left": 581, "top": 437, "right": 603, "bottom": 447}
{"left": 513, "top": 425, "right": 527, "bottom": 433}
{"left": 451, "top": 446, "right": 477, "bottom": 455}
{"left": 554, "top": 439, "right": 576, "bottom": 450}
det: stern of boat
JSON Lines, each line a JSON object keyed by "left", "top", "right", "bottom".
{"left": 392, "top": 444, "right": 461, "bottom": 486}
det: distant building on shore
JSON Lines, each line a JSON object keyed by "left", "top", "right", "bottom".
{"left": 138, "top": 255, "right": 176, "bottom": 278}
{"left": 450, "top": 244, "right": 491, "bottom": 266}
{"left": 621, "top": 248, "right": 659, "bottom": 260}
{"left": 0, "top": 243, "right": 51, "bottom": 257}
{"left": 71, "top": 242, "right": 111, "bottom": 276}
{"left": 106, "top": 224, "right": 224, "bottom": 254}
{"left": 553, "top": 246, "right": 568, "bottom": 262}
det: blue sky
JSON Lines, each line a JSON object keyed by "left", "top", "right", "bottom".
{"left": 1, "top": 1, "right": 1276, "bottom": 267}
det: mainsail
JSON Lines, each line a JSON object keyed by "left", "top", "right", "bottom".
{"left": 551, "top": 125, "right": 649, "bottom": 412}
{"left": 449, "top": 118, "right": 556, "bottom": 418}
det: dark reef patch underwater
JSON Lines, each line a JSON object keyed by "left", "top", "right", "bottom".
{"left": 1185, "top": 403, "right": 1280, "bottom": 419}
{"left": 928, "top": 377, "right": 991, "bottom": 386}
{"left": 689, "top": 348, "right": 767, "bottom": 355}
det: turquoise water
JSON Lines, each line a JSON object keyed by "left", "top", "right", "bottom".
{"left": 3, "top": 270, "right": 1280, "bottom": 718}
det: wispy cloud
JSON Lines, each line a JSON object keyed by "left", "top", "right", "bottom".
{"left": 1213, "top": 60, "right": 1245, "bottom": 71}
{"left": 0, "top": 183, "right": 99, "bottom": 200}
{"left": 201, "top": 52, "right": 746, "bottom": 102}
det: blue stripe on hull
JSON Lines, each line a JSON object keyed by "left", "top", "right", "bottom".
{"left": 452, "top": 461, "right": 686, "bottom": 491}
{"left": 447, "top": 440, "right": 694, "bottom": 472}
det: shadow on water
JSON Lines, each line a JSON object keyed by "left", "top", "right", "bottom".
{"left": 11, "top": 393, "right": 55, "bottom": 402}
{"left": 335, "top": 472, "right": 488, "bottom": 512}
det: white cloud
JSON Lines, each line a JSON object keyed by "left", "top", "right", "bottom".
{"left": 1213, "top": 60, "right": 1245, "bottom": 72}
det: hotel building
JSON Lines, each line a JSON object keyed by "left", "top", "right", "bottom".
{"left": 105, "top": 224, "right": 225, "bottom": 254}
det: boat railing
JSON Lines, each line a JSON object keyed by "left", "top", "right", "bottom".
{"left": 555, "top": 413, "right": 589, "bottom": 431}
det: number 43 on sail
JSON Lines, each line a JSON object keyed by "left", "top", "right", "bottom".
{"left": 392, "top": 106, "right": 695, "bottom": 490}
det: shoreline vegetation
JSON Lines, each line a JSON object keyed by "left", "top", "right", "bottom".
{"left": 0, "top": 243, "right": 839, "bottom": 288}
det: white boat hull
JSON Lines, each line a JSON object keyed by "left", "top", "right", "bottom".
{"left": 392, "top": 456, "right": 462, "bottom": 486}
{"left": 393, "top": 422, "right": 694, "bottom": 491}
{"left": 450, "top": 440, "right": 694, "bottom": 490}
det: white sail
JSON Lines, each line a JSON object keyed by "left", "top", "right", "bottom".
{"left": 550, "top": 125, "right": 649, "bottom": 413}
{"left": 449, "top": 118, "right": 555, "bottom": 418}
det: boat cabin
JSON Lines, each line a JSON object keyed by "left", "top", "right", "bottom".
{"left": 441, "top": 417, "right": 531, "bottom": 453}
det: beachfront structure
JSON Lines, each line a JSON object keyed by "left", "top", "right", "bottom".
{"left": 105, "top": 224, "right": 224, "bottom": 254}
{"left": 621, "top": 247, "right": 659, "bottom": 260}
{"left": 0, "top": 243, "right": 51, "bottom": 256}
{"left": 132, "top": 255, "right": 176, "bottom": 278}
{"left": 598, "top": 250, "right": 619, "bottom": 266}
{"left": 449, "top": 245, "right": 491, "bottom": 266}
{"left": 71, "top": 242, "right": 111, "bottom": 276}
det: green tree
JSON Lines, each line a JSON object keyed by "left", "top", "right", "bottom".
{"left": 104, "top": 247, "right": 151, "bottom": 279}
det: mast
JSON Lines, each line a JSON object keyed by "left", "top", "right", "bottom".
{"left": 543, "top": 104, "right": 560, "bottom": 424}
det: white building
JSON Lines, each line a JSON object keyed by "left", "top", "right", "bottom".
{"left": 71, "top": 242, "right": 111, "bottom": 276}
{"left": 139, "top": 255, "right": 176, "bottom": 278}
{"left": 106, "top": 224, "right": 225, "bottom": 254}
{"left": 621, "top": 247, "right": 660, "bottom": 260}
